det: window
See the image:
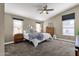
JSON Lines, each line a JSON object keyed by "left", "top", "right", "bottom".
{"left": 36, "top": 23, "right": 41, "bottom": 32}
{"left": 62, "top": 13, "right": 75, "bottom": 36}
{"left": 63, "top": 19, "right": 74, "bottom": 36}
{"left": 13, "top": 20, "right": 23, "bottom": 35}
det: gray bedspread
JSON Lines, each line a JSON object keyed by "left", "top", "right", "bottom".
{"left": 28, "top": 33, "right": 44, "bottom": 40}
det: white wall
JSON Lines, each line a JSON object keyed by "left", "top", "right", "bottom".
{"left": 5, "top": 13, "right": 36, "bottom": 43}
{"left": 43, "top": 5, "right": 79, "bottom": 41}
{"left": 0, "top": 3, "right": 4, "bottom": 56}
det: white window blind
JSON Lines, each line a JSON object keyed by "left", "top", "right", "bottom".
{"left": 36, "top": 23, "right": 41, "bottom": 32}
{"left": 62, "top": 19, "right": 74, "bottom": 36}
{"left": 13, "top": 20, "right": 23, "bottom": 35}
{"left": 62, "top": 13, "right": 75, "bottom": 36}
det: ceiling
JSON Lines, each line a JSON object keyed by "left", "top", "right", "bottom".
{"left": 5, "top": 3, "right": 78, "bottom": 21}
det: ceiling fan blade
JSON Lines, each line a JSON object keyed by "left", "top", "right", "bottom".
{"left": 47, "top": 9, "right": 54, "bottom": 11}
{"left": 37, "top": 9, "right": 43, "bottom": 11}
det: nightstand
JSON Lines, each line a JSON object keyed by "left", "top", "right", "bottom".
{"left": 14, "top": 33, "right": 24, "bottom": 43}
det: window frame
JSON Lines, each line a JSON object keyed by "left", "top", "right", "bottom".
{"left": 62, "top": 19, "right": 75, "bottom": 36}
{"left": 62, "top": 13, "right": 75, "bottom": 36}
{"left": 36, "top": 22, "right": 41, "bottom": 32}
{"left": 13, "top": 19, "right": 23, "bottom": 35}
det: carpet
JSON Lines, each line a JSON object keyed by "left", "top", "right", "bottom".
{"left": 5, "top": 39, "right": 75, "bottom": 56}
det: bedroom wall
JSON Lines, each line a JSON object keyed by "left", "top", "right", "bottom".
{"left": 43, "top": 5, "right": 79, "bottom": 41}
{"left": 5, "top": 13, "right": 36, "bottom": 43}
{"left": 0, "top": 3, "right": 4, "bottom": 55}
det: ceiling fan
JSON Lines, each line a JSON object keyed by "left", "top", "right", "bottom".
{"left": 38, "top": 5, "right": 54, "bottom": 14}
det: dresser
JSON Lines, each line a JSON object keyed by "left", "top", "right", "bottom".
{"left": 46, "top": 27, "right": 54, "bottom": 36}
{"left": 14, "top": 33, "right": 24, "bottom": 43}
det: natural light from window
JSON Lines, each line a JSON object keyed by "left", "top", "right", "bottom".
{"left": 36, "top": 23, "right": 41, "bottom": 32}
{"left": 63, "top": 19, "right": 74, "bottom": 36}
{"left": 13, "top": 20, "right": 23, "bottom": 35}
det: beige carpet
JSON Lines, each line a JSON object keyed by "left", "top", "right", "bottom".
{"left": 5, "top": 39, "right": 75, "bottom": 56}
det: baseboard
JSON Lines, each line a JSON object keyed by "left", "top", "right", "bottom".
{"left": 4, "top": 41, "right": 14, "bottom": 45}
{"left": 56, "top": 38, "right": 75, "bottom": 43}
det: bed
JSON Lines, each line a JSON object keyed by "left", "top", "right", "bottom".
{"left": 24, "top": 32, "right": 53, "bottom": 47}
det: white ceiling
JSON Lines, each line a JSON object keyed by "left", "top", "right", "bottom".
{"left": 5, "top": 3, "right": 78, "bottom": 21}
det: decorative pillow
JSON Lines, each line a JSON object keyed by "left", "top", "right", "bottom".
{"left": 26, "top": 28, "right": 36, "bottom": 34}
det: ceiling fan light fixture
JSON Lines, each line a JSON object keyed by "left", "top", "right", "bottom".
{"left": 38, "top": 5, "right": 54, "bottom": 14}
{"left": 40, "top": 11, "right": 48, "bottom": 14}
